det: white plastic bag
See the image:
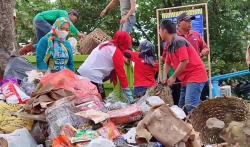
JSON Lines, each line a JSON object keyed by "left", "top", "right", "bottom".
{"left": 87, "top": 137, "right": 115, "bottom": 147}
{"left": 170, "top": 105, "right": 186, "bottom": 120}
{"left": 0, "top": 128, "right": 39, "bottom": 147}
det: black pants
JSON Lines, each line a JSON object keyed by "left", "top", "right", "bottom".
{"left": 91, "top": 82, "right": 105, "bottom": 99}
{"left": 171, "top": 78, "right": 181, "bottom": 105}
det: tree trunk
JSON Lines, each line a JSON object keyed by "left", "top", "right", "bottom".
{"left": 0, "top": 0, "right": 16, "bottom": 69}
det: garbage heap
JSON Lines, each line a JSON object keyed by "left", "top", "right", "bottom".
{"left": 0, "top": 56, "right": 250, "bottom": 147}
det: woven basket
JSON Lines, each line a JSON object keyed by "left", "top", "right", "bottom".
{"left": 78, "top": 28, "right": 111, "bottom": 54}
{"left": 187, "top": 97, "right": 249, "bottom": 145}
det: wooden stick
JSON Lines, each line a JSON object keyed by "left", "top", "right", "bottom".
{"left": 157, "top": 3, "right": 207, "bottom": 11}
{"left": 156, "top": 9, "right": 162, "bottom": 82}
{"left": 204, "top": 3, "right": 213, "bottom": 99}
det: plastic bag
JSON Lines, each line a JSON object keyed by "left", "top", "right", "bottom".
{"left": 76, "top": 100, "right": 104, "bottom": 112}
{"left": 39, "top": 69, "right": 101, "bottom": 101}
{"left": 52, "top": 135, "right": 73, "bottom": 147}
{"left": 60, "top": 124, "right": 77, "bottom": 138}
{"left": 122, "top": 127, "right": 136, "bottom": 144}
{"left": 3, "top": 56, "right": 36, "bottom": 81}
{"left": 71, "top": 130, "right": 98, "bottom": 143}
{"left": 21, "top": 77, "right": 37, "bottom": 96}
{"left": 45, "top": 103, "right": 86, "bottom": 139}
{"left": 97, "top": 121, "right": 120, "bottom": 140}
{"left": 0, "top": 128, "right": 38, "bottom": 147}
{"left": 108, "top": 104, "right": 143, "bottom": 125}
{"left": 76, "top": 109, "right": 110, "bottom": 124}
{"left": 87, "top": 137, "right": 115, "bottom": 147}
{"left": 105, "top": 101, "right": 127, "bottom": 111}
{"left": 146, "top": 96, "right": 165, "bottom": 107}
{"left": 170, "top": 105, "right": 186, "bottom": 120}
{"left": 2, "top": 81, "right": 30, "bottom": 104}
{"left": 31, "top": 122, "right": 48, "bottom": 144}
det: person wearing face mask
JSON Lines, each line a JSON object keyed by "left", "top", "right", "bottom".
{"left": 77, "top": 31, "right": 134, "bottom": 103}
{"left": 19, "top": 9, "right": 85, "bottom": 55}
{"left": 36, "top": 17, "right": 75, "bottom": 72}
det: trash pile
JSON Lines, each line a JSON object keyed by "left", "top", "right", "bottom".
{"left": 0, "top": 57, "right": 250, "bottom": 147}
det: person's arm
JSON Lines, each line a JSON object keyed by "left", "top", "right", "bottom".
{"left": 120, "top": 0, "right": 136, "bottom": 24}
{"left": 69, "top": 22, "right": 80, "bottom": 36}
{"left": 100, "top": 0, "right": 119, "bottom": 17}
{"left": 66, "top": 42, "right": 75, "bottom": 72}
{"left": 198, "top": 34, "right": 209, "bottom": 57}
{"left": 36, "top": 37, "right": 49, "bottom": 71}
{"left": 124, "top": 50, "right": 139, "bottom": 62}
{"left": 113, "top": 49, "right": 129, "bottom": 88}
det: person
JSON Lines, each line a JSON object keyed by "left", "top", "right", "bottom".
{"left": 246, "top": 44, "right": 250, "bottom": 69}
{"left": 124, "top": 40, "right": 159, "bottom": 98}
{"left": 36, "top": 17, "right": 75, "bottom": 72}
{"left": 77, "top": 31, "right": 134, "bottom": 103}
{"left": 159, "top": 20, "right": 208, "bottom": 113}
{"left": 19, "top": 9, "right": 84, "bottom": 55}
{"left": 176, "top": 12, "right": 209, "bottom": 57}
{"left": 100, "top": 0, "right": 136, "bottom": 33}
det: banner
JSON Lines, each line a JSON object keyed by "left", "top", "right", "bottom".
{"left": 162, "top": 9, "right": 204, "bottom": 38}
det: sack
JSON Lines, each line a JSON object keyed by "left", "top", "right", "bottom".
{"left": 108, "top": 104, "right": 143, "bottom": 125}
{"left": 40, "top": 69, "right": 101, "bottom": 101}
{"left": 136, "top": 104, "right": 192, "bottom": 146}
{"left": 0, "top": 101, "right": 33, "bottom": 133}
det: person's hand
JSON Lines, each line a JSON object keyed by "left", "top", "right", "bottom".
{"left": 100, "top": 9, "right": 107, "bottom": 18}
{"left": 120, "top": 16, "right": 129, "bottom": 24}
{"left": 167, "top": 76, "right": 176, "bottom": 86}
{"left": 201, "top": 49, "right": 209, "bottom": 57}
{"left": 78, "top": 33, "right": 86, "bottom": 39}
{"left": 123, "top": 88, "right": 135, "bottom": 104}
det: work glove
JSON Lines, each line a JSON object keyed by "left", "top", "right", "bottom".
{"left": 123, "top": 88, "right": 134, "bottom": 104}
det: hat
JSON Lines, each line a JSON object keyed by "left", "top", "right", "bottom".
{"left": 69, "top": 9, "right": 79, "bottom": 17}
{"left": 177, "top": 12, "right": 195, "bottom": 24}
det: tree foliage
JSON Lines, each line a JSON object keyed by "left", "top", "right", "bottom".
{"left": 15, "top": 0, "right": 250, "bottom": 75}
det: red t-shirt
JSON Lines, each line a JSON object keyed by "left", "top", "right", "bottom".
{"left": 165, "top": 36, "right": 208, "bottom": 84}
{"left": 125, "top": 50, "right": 159, "bottom": 87}
{"left": 177, "top": 31, "right": 208, "bottom": 55}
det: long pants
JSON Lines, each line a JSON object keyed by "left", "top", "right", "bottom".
{"left": 120, "top": 15, "right": 136, "bottom": 33}
{"left": 33, "top": 19, "right": 52, "bottom": 44}
{"left": 178, "top": 82, "right": 206, "bottom": 113}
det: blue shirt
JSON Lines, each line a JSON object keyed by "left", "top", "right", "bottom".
{"left": 36, "top": 36, "right": 75, "bottom": 72}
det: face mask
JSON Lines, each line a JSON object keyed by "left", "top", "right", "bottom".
{"left": 57, "top": 30, "right": 69, "bottom": 39}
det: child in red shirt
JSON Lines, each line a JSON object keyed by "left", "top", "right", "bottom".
{"left": 159, "top": 19, "right": 208, "bottom": 113}
{"left": 124, "top": 40, "right": 159, "bottom": 98}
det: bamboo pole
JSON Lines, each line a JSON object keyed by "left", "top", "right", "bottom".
{"left": 156, "top": 9, "right": 162, "bottom": 82}
{"left": 205, "top": 3, "right": 213, "bottom": 99}
{"left": 157, "top": 3, "right": 207, "bottom": 11}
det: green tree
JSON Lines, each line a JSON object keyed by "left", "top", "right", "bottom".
{"left": 15, "top": 0, "right": 250, "bottom": 76}
{"left": 16, "top": 0, "right": 55, "bottom": 43}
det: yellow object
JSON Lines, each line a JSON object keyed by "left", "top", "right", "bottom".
{"left": 0, "top": 102, "right": 33, "bottom": 133}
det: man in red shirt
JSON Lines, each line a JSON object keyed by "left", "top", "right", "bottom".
{"left": 159, "top": 19, "right": 208, "bottom": 112}
{"left": 177, "top": 12, "right": 209, "bottom": 57}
